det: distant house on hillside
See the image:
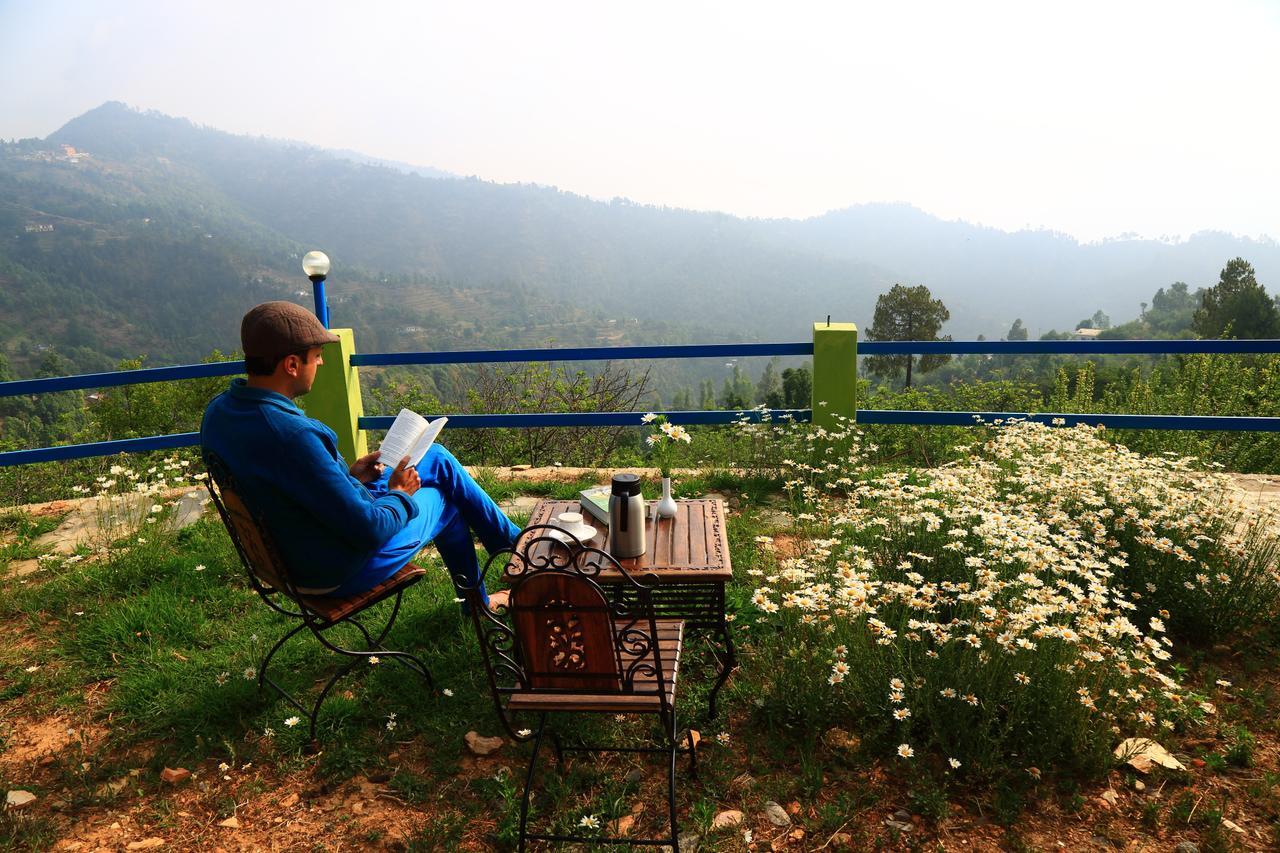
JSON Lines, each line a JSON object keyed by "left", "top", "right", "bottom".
{"left": 24, "top": 224, "right": 54, "bottom": 233}
{"left": 1072, "top": 328, "right": 1103, "bottom": 341}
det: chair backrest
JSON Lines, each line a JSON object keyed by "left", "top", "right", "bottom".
{"left": 466, "top": 525, "right": 669, "bottom": 704}
{"left": 202, "top": 450, "right": 292, "bottom": 594}
{"left": 510, "top": 572, "right": 622, "bottom": 692}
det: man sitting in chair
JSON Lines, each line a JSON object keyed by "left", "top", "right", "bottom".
{"left": 201, "top": 301, "right": 518, "bottom": 609}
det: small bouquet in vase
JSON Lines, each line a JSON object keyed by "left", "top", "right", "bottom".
{"left": 642, "top": 412, "right": 691, "bottom": 518}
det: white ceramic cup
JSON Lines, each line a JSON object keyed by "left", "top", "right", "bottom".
{"left": 556, "top": 511, "right": 585, "bottom": 529}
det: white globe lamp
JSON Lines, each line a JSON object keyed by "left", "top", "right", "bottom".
{"left": 301, "top": 250, "right": 331, "bottom": 328}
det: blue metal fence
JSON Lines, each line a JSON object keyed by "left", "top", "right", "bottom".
{"left": 2, "top": 338, "right": 1278, "bottom": 467}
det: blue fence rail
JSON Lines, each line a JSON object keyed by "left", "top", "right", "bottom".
{"left": 2, "top": 338, "right": 1278, "bottom": 468}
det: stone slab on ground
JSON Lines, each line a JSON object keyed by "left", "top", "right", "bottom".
{"left": 5, "top": 559, "right": 41, "bottom": 578}
{"left": 496, "top": 495, "right": 543, "bottom": 517}
{"left": 466, "top": 465, "right": 702, "bottom": 482}
{"left": 1230, "top": 474, "right": 1280, "bottom": 536}
{"left": 33, "top": 488, "right": 208, "bottom": 555}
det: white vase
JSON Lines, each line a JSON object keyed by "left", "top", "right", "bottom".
{"left": 655, "top": 476, "right": 678, "bottom": 519}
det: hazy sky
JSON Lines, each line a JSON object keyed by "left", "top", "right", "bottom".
{"left": 2, "top": 0, "right": 1278, "bottom": 242}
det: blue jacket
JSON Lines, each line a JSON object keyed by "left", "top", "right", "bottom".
{"left": 200, "top": 379, "right": 417, "bottom": 591}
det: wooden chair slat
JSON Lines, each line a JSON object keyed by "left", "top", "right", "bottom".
{"left": 300, "top": 564, "right": 427, "bottom": 624}
{"left": 217, "top": 485, "right": 288, "bottom": 591}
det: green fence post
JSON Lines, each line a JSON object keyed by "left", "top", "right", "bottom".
{"left": 811, "top": 321, "right": 858, "bottom": 429}
{"left": 306, "top": 328, "right": 368, "bottom": 462}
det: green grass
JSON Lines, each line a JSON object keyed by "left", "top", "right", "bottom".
{"left": 0, "top": 480, "right": 789, "bottom": 848}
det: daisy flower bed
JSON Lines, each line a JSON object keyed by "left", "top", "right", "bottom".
{"left": 741, "top": 417, "right": 1280, "bottom": 783}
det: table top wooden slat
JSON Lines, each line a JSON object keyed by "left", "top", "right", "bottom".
{"left": 522, "top": 498, "right": 732, "bottom": 581}
{"left": 688, "top": 501, "right": 707, "bottom": 567}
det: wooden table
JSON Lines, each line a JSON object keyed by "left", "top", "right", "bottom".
{"left": 519, "top": 498, "right": 737, "bottom": 718}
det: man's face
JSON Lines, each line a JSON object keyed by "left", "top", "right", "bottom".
{"left": 281, "top": 346, "right": 325, "bottom": 396}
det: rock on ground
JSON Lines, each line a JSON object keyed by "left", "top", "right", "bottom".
{"left": 159, "top": 767, "right": 190, "bottom": 785}
{"left": 762, "top": 800, "right": 791, "bottom": 827}
{"left": 1114, "top": 737, "right": 1185, "bottom": 773}
{"left": 659, "top": 832, "right": 699, "bottom": 853}
{"left": 464, "top": 731, "right": 504, "bottom": 756}
{"left": 5, "top": 790, "right": 37, "bottom": 809}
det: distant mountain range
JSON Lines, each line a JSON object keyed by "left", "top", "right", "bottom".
{"left": 1, "top": 101, "right": 1277, "bottom": 381}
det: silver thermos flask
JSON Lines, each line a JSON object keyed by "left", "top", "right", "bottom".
{"left": 608, "top": 473, "right": 647, "bottom": 558}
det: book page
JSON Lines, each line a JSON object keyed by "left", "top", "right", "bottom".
{"left": 405, "top": 416, "right": 448, "bottom": 467}
{"left": 378, "top": 408, "right": 428, "bottom": 466}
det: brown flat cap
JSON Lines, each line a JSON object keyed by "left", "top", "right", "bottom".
{"left": 241, "top": 301, "right": 339, "bottom": 360}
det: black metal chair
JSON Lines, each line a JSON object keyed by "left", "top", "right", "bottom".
{"left": 202, "top": 450, "right": 434, "bottom": 741}
{"left": 460, "top": 524, "right": 697, "bottom": 851}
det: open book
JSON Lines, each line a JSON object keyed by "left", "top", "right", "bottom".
{"left": 377, "top": 408, "right": 449, "bottom": 468}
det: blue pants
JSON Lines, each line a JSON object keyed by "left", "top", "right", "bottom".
{"left": 329, "top": 444, "right": 521, "bottom": 608}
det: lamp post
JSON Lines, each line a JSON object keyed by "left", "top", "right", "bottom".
{"left": 302, "top": 250, "right": 332, "bottom": 328}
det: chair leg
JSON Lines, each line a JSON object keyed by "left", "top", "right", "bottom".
{"left": 347, "top": 614, "right": 377, "bottom": 648}
{"left": 308, "top": 659, "right": 358, "bottom": 742}
{"left": 518, "top": 713, "right": 548, "bottom": 853}
{"left": 381, "top": 650, "right": 435, "bottom": 691}
{"left": 550, "top": 730, "right": 565, "bottom": 766}
{"left": 686, "top": 728, "right": 699, "bottom": 779}
{"left": 667, "top": 712, "right": 680, "bottom": 851}
{"left": 258, "top": 622, "right": 307, "bottom": 690}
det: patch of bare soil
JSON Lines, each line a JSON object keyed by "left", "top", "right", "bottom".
{"left": 769, "top": 535, "right": 804, "bottom": 560}
{"left": 47, "top": 771, "right": 435, "bottom": 852}
{"left": 3, "top": 686, "right": 1277, "bottom": 852}
{"left": 0, "top": 715, "right": 107, "bottom": 777}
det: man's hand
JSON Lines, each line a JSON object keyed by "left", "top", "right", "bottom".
{"left": 349, "top": 451, "right": 385, "bottom": 484}
{"left": 388, "top": 456, "right": 420, "bottom": 497}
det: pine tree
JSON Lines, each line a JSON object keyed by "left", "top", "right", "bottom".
{"left": 756, "top": 358, "right": 784, "bottom": 408}
{"left": 1193, "top": 258, "right": 1280, "bottom": 339}
{"left": 781, "top": 367, "right": 811, "bottom": 408}
{"left": 865, "top": 284, "right": 952, "bottom": 389}
{"left": 698, "top": 380, "right": 716, "bottom": 410}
